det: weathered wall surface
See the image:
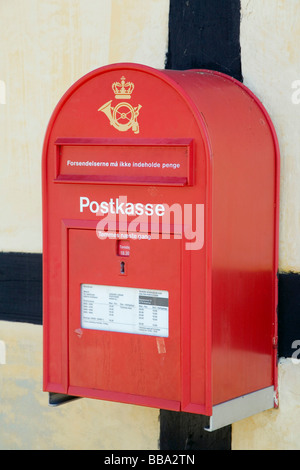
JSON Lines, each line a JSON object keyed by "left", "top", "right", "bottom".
{"left": 0, "top": 0, "right": 169, "bottom": 254}
{"left": 232, "top": 359, "right": 300, "bottom": 450}
{"left": 0, "top": 321, "right": 159, "bottom": 450}
{"left": 240, "top": 0, "right": 300, "bottom": 273}
{"left": 232, "top": 0, "right": 300, "bottom": 450}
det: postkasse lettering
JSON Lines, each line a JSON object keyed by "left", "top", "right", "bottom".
{"left": 79, "top": 196, "right": 165, "bottom": 217}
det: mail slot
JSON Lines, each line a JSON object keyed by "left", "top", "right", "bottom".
{"left": 42, "top": 63, "right": 280, "bottom": 430}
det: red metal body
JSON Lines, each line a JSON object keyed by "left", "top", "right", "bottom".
{"left": 42, "top": 63, "right": 279, "bottom": 417}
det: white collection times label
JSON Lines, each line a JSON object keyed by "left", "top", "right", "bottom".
{"left": 81, "top": 284, "right": 169, "bottom": 337}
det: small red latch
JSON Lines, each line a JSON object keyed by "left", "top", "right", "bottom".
{"left": 272, "top": 336, "right": 278, "bottom": 349}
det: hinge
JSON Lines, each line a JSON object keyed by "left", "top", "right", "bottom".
{"left": 272, "top": 336, "right": 278, "bottom": 349}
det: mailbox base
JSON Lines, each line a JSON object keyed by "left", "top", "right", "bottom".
{"left": 205, "top": 386, "right": 275, "bottom": 432}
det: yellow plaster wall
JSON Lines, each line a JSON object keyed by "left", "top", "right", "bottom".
{"left": 0, "top": 0, "right": 111, "bottom": 253}
{"left": 240, "top": 0, "right": 300, "bottom": 273}
{"left": 109, "top": 0, "right": 170, "bottom": 67}
{"left": 0, "top": 0, "right": 170, "bottom": 253}
{"left": 232, "top": 359, "right": 300, "bottom": 450}
{"left": 232, "top": 0, "right": 300, "bottom": 449}
{"left": 0, "top": 320, "right": 159, "bottom": 450}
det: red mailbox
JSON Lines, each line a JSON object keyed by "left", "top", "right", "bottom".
{"left": 42, "top": 63, "right": 279, "bottom": 430}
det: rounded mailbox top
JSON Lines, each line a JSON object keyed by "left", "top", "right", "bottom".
{"left": 43, "top": 62, "right": 279, "bottom": 168}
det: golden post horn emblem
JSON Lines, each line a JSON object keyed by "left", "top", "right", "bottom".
{"left": 98, "top": 76, "right": 142, "bottom": 134}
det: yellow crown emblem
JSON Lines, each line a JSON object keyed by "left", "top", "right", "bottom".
{"left": 112, "top": 76, "right": 134, "bottom": 99}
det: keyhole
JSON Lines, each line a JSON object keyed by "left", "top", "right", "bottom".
{"left": 120, "top": 261, "right": 125, "bottom": 274}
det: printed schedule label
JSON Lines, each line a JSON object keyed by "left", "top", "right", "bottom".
{"left": 81, "top": 284, "right": 169, "bottom": 337}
